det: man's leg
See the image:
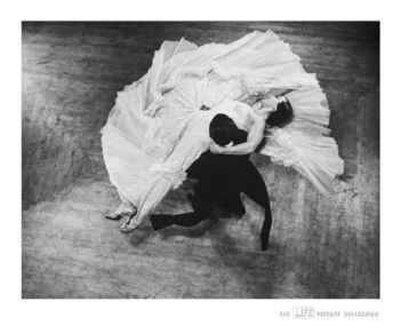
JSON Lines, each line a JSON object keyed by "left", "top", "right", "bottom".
{"left": 235, "top": 161, "right": 273, "bottom": 251}
{"left": 150, "top": 153, "right": 247, "bottom": 231}
{"left": 216, "top": 188, "right": 246, "bottom": 217}
{"left": 194, "top": 154, "right": 246, "bottom": 217}
{"left": 151, "top": 179, "right": 213, "bottom": 231}
{"left": 151, "top": 212, "right": 204, "bottom": 230}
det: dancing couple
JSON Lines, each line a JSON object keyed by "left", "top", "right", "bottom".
{"left": 101, "top": 30, "right": 344, "bottom": 250}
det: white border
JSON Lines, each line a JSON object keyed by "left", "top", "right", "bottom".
{"left": 1, "top": 0, "right": 398, "bottom": 332}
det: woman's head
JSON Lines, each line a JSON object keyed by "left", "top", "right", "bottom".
{"left": 266, "top": 98, "right": 294, "bottom": 128}
{"left": 209, "top": 113, "right": 241, "bottom": 146}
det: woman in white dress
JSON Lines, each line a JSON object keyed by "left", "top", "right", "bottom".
{"left": 101, "top": 30, "right": 344, "bottom": 232}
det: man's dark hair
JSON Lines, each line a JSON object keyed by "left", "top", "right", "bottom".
{"left": 209, "top": 114, "right": 246, "bottom": 146}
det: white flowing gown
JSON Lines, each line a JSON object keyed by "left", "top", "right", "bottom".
{"left": 101, "top": 30, "right": 344, "bottom": 226}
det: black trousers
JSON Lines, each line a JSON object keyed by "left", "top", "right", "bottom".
{"left": 151, "top": 152, "right": 273, "bottom": 250}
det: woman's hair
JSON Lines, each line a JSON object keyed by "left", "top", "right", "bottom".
{"left": 209, "top": 114, "right": 244, "bottom": 146}
{"left": 266, "top": 99, "right": 294, "bottom": 128}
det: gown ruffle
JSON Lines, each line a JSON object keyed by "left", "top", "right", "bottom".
{"left": 101, "top": 30, "right": 344, "bottom": 224}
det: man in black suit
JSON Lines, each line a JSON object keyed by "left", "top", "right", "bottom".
{"left": 151, "top": 113, "right": 273, "bottom": 251}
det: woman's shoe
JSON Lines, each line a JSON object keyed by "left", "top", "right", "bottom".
{"left": 105, "top": 205, "right": 137, "bottom": 221}
{"left": 104, "top": 212, "right": 124, "bottom": 221}
{"left": 119, "top": 211, "right": 139, "bottom": 233}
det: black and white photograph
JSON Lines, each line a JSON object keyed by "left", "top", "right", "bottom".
{"left": 2, "top": 0, "right": 400, "bottom": 332}
{"left": 21, "top": 20, "right": 379, "bottom": 299}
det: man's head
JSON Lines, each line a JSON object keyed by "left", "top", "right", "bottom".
{"left": 209, "top": 113, "right": 240, "bottom": 146}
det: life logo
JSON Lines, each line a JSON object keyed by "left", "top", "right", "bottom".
{"left": 292, "top": 306, "right": 315, "bottom": 319}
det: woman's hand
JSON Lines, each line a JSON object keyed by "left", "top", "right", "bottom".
{"left": 210, "top": 141, "right": 235, "bottom": 154}
{"left": 210, "top": 142, "right": 225, "bottom": 154}
{"left": 210, "top": 141, "right": 233, "bottom": 154}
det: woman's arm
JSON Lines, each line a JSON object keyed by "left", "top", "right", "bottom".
{"left": 210, "top": 112, "right": 266, "bottom": 155}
